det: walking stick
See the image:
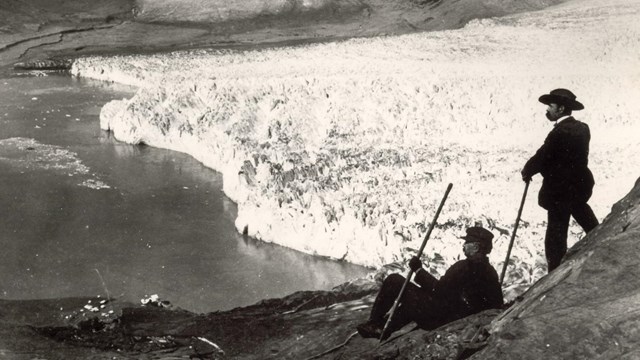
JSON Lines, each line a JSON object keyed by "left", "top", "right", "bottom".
{"left": 379, "top": 183, "right": 453, "bottom": 343}
{"left": 499, "top": 180, "right": 530, "bottom": 286}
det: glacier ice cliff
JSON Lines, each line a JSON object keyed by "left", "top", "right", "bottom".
{"left": 72, "top": 0, "right": 640, "bottom": 295}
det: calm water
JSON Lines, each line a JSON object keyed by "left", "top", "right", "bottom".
{"left": 0, "top": 74, "right": 370, "bottom": 313}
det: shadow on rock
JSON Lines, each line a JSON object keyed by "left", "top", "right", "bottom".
{"left": 30, "top": 278, "right": 509, "bottom": 359}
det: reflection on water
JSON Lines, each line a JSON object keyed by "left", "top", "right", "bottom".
{"left": 0, "top": 74, "right": 371, "bottom": 313}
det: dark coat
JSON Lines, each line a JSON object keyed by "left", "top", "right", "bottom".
{"left": 522, "top": 117, "right": 595, "bottom": 209}
{"left": 414, "top": 256, "right": 503, "bottom": 324}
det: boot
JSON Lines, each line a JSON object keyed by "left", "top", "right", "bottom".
{"left": 356, "top": 321, "right": 383, "bottom": 339}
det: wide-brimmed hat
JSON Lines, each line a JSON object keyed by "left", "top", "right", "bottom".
{"left": 538, "top": 88, "right": 584, "bottom": 111}
{"left": 460, "top": 226, "right": 494, "bottom": 253}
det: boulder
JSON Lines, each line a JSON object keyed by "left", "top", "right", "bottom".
{"left": 472, "top": 177, "right": 640, "bottom": 359}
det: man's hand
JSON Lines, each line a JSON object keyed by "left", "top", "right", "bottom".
{"left": 409, "top": 256, "right": 422, "bottom": 272}
{"left": 521, "top": 169, "right": 532, "bottom": 183}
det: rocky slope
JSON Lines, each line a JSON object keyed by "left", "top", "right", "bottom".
{"left": 0, "top": 0, "right": 134, "bottom": 71}
{"left": 472, "top": 177, "right": 640, "bottom": 359}
{"left": 70, "top": 0, "right": 640, "bottom": 297}
{"left": 1, "top": 0, "right": 563, "bottom": 73}
{"left": 133, "top": 0, "right": 366, "bottom": 24}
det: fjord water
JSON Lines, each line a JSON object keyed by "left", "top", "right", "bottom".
{"left": 0, "top": 74, "right": 370, "bottom": 313}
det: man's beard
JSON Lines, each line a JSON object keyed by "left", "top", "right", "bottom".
{"left": 545, "top": 112, "right": 556, "bottom": 121}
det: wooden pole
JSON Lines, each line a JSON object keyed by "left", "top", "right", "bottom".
{"left": 379, "top": 183, "right": 453, "bottom": 343}
{"left": 499, "top": 180, "right": 530, "bottom": 286}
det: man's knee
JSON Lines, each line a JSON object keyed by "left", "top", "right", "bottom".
{"left": 547, "top": 208, "right": 571, "bottom": 233}
{"left": 571, "top": 202, "right": 599, "bottom": 232}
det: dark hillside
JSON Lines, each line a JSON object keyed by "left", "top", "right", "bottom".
{"left": 1, "top": 0, "right": 568, "bottom": 73}
{"left": 0, "top": 0, "right": 133, "bottom": 33}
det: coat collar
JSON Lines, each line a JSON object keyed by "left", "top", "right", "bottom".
{"left": 554, "top": 115, "right": 575, "bottom": 127}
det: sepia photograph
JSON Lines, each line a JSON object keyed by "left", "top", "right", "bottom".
{"left": 0, "top": 0, "right": 639, "bottom": 358}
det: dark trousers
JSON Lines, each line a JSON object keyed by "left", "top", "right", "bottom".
{"left": 369, "top": 274, "right": 444, "bottom": 331}
{"left": 545, "top": 201, "right": 599, "bottom": 272}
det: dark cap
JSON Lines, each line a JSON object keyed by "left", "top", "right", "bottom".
{"left": 460, "top": 226, "right": 494, "bottom": 253}
{"left": 538, "top": 88, "right": 584, "bottom": 111}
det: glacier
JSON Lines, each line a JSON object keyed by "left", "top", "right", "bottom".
{"left": 70, "top": 0, "right": 640, "bottom": 297}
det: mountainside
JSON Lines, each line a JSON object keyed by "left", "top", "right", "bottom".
{"left": 133, "top": 0, "right": 365, "bottom": 23}
{"left": 1, "top": 0, "right": 566, "bottom": 73}
{"left": 472, "top": 177, "right": 640, "bottom": 359}
{"left": 131, "top": 0, "right": 566, "bottom": 34}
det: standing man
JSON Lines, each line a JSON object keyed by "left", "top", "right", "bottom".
{"left": 521, "top": 88, "right": 599, "bottom": 272}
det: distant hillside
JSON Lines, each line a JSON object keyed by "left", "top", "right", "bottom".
{"left": 1, "top": 0, "right": 570, "bottom": 73}
{"left": 133, "top": 0, "right": 366, "bottom": 24}
{"left": 132, "top": 0, "right": 568, "bottom": 34}
{"left": 0, "top": 0, "right": 133, "bottom": 34}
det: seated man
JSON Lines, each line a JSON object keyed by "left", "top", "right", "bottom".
{"left": 357, "top": 225, "right": 504, "bottom": 339}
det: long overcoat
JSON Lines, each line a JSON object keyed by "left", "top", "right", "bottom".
{"left": 414, "top": 256, "right": 503, "bottom": 327}
{"left": 523, "top": 117, "right": 594, "bottom": 209}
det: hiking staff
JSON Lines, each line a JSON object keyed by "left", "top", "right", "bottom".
{"left": 499, "top": 180, "right": 530, "bottom": 286}
{"left": 379, "top": 182, "right": 453, "bottom": 343}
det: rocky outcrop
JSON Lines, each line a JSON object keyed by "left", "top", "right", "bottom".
{"left": 71, "top": 0, "right": 640, "bottom": 298}
{"left": 9, "top": 274, "right": 506, "bottom": 359}
{"left": 28, "top": 279, "right": 380, "bottom": 359}
{"left": 471, "top": 177, "right": 640, "bottom": 359}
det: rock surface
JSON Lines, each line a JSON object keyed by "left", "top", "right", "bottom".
{"left": 4, "top": 275, "right": 504, "bottom": 359}
{"left": 472, "top": 177, "right": 640, "bottom": 359}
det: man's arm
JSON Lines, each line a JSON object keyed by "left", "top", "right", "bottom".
{"left": 522, "top": 128, "right": 562, "bottom": 181}
{"left": 414, "top": 267, "right": 438, "bottom": 290}
{"left": 409, "top": 256, "right": 438, "bottom": 290}
{"left": 486, "top": 266, "right": 504, "bottom": 308}
{"left": 522, "top": 151, "right": 541, "bottom": 182}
